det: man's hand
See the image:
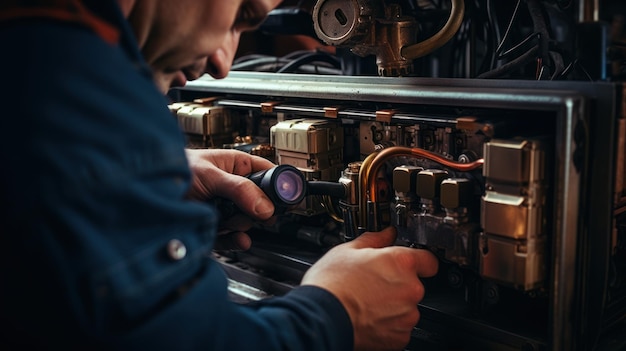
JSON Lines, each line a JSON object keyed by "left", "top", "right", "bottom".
{"left": 301, "top": 226, "right": 439, "bottom": 351}
{"left": 185, "top": 149, "right": 276, "bottom": 250}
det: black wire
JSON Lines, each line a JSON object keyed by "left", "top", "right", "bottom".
{"left": 251, "top": 63, "right": 341, "bottom": 75}
{"left": 553, "top": 58, "right": 576, "bottom": 80}
{"left": 498, "top": 32, "right": 540, "bottom": 59}
{"left": 549, "top": 50, "right": 565, "bottom": 80}
{"left": 486, "top": 0, "right": 501, "bottom": 70}
{"left": 496, "top": 0, "right": 522, "bottom": 55}
{"left": 232, "top": 56, "right": 287, "bottom": 71}
{"left": 544, "top": 39, "right": 574, "bottom": 80}
{"left": 282, "top": 50, "right": 317, "bottom": 60}
{"left": 276, "top": 52, "right": 341, "bottom": 74}
{"left": 231, "top": 51, "right": 343, "bottom": 75}
{"left": 233, "top": 50, "right": 326, "bottom": 70}
{"left": 477, "top": 46, "right": 539, "bottom": 79}
{"left": 285, "top": 65, "right": 342, "bottom": 75}
{"left": 233, "top": 54, "right": 272, "bottom": 65}
{"left": 576, "top": 61, "right": 594, "bottom": 81}
{"left": 526, "top": 0, "right": 554, "bottom": 79}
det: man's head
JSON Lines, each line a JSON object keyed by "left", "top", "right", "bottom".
{"left": 120, "top": 0, "right": 282, "bottom": 93}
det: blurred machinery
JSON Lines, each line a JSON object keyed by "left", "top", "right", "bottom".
{"left": 169, "top": 0, "right": 626, "bottom": 350}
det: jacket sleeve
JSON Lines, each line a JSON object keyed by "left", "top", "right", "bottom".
{"left": 116, "top": 266, "right": 354, "bottom": 351}
{"left": 0, "top": 9, "right": 353, "bottom": 351}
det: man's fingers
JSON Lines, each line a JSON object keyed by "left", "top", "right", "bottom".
{"left": 213, "top": 231, "right": 252, "bottom": 251}
{"left": 208, "top": 169, "right": 275, "bottom": 220}
{"left": 347, "top": 226, "right": 397, "bottom": 249}
{"left": 186, "top": 149, "right": 276, "bottom": 220}
{"left": 408, "top": 249, "right": 439, "bottom": 278}
{"left": 235, "top": 152, "right": 276, "bottom": 175}
{"left": 220, "top": 213, "right": 253, "bottom": 232}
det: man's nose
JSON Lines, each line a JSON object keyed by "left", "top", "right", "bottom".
{"left": 206, "top": 47, "right": 232, "bottom": 79}
{"left": 206, "top": 30, "right": 242, "bottom": 79}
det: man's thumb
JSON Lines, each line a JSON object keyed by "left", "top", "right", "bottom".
{"left": 348, "top": 226, "right": 397, "bottom": 249}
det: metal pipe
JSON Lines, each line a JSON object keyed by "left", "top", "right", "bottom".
{"left": 364, "top": 146, "right": 484, "bottom": 203}
{"left": 358, "top": 152, "right": 379, "bottom": 227}
{"left": 401, "top": 0, "right": 465, "bottom": 59}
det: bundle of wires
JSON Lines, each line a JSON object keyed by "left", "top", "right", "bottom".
{"left": 476, "top": 0, "right": 575, "bottom": 80}
{"left": 232, "top": 49, "right": 342, "bottom": 75}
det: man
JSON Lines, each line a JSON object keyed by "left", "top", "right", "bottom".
{"left": 0, "top": 1, "right": 438, "bottom": 350}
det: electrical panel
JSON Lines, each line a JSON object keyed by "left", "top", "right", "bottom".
{"left": 171, "top": 72, "right": 625, "bottom": 350}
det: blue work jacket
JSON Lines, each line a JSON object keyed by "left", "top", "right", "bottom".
{"left": 0, "top": 1, "right": 352, "bottom": 350}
